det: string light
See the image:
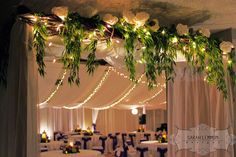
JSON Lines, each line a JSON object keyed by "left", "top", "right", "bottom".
{"left": 93, "top": 74, "right": 145, "bottom": 110}
{"left": 63, "top": 67, "right": 112, "bottom": 109}
{"left": 39, "top": 69, "right": 67, "bottom": 106}
{"left": 48, "top": 42, "right": 53, "bottom": 47}
{"left": 110, "top": 68, "right": 165, "bottom": 87}
{"left": 53, "top": 58, "right": 56, "bottom": 63}
{"left": 139, "top": 83, "right": 166, "bottom": 104}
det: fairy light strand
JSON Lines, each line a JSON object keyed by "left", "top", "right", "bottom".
{"left": 63, "top": 67, "right": 112, "bottom": 109}
{"left": 93, "top": 73, "right": 145, "bottom": 110}
{"left": 39, "top": 69, "right": 67, "bottom": 106}
{"left": 139, "top": 83, "right": 166, "bottom": 104}
{"left": 110, "top": 68, "right": 165, "bottom": 87}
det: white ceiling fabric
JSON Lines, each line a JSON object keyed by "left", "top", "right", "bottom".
{"left": 39, "top": 36, "right": 166, "bottom": 110}
{"left": 38, "top": 62, "right": 166, "bottom": 110}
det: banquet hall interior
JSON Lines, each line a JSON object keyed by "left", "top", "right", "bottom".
{"left": 0, "top": 0, "right": 236, "bottom": 157}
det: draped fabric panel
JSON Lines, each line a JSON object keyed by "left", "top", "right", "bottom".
{"left": 146, "top": 109, "right": 167, "bottom": 131}
{"left": 168, "top": 63, "right": 236, "bottom": 157}
{"left": 40, "top": 107, "right": 86, "bottom": 138}
{"left": 0, "top": 21, "right": 39, "bottom": 157}
{"left": 95, "top": 108, "right": 139, "bottom": 135}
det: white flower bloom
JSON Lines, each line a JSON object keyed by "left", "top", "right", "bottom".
{"left": 199, "top": 28, "right": 211, "bottom": 38}
{"left": 176, "top": 24, "right": 189, "bottom": 36}
{"left": 51, "top": 6, "right": 68, "bottom": 20}
{"left": 149, "top": 19, "right": 160, "bottom": 32}
{"left": 134, "top": 12, "right": 150, "bottom": 27}
{"left": 123, "top": 10, "right": 135, "bottom": 25}
{"left": 123, "top": 11, "right": 150, "bottom": 26}
{"left": 103, "top": 14, "right": 118, "bottom": 25}
{"left": 220, "top": 41, "right": 234, "bottom": 54}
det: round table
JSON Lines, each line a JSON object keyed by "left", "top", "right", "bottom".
{"left": 40, "top": 141, "right": 64, "bottom": 151}
{"left": 140, "top": 141, "right": 168, "bottom": 157}
{"left": 40, "top": 150, "right": 103, "bottom": 157}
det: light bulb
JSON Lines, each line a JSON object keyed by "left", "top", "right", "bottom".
{"left": 131, "top": 108, "right": 138, "bottom": 115}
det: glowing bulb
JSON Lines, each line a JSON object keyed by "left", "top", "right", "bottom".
{"left": 69, "top": 142, "right": 73, "bottom": 147}
{"left": 106, "top": 24, "right": 112, "bottom": 28}
{"left": 205, "top": 66, "right": 209, "bottom": 70}
{"left": 228, "top": 60, "right": 232, "bottom": 65}
{"left": 131, "top": 108, "right": 138, "bottom": 115}
{"left": 48, "top": 42, "right": 52, "bottom": 47}
{"left": 161, "top": 30, "right": 165, "bottom": 35}
{"left": 192, "top": 42, "right": 196, "bottom": 49}
{"left": 115, "top": 39, "right": 120, "bottom": 43}
{"left": 53, "top": 59, "right": 56, "bottom": 63}
{"left": 171, "top": 37, "right": 178, "bottom": 43}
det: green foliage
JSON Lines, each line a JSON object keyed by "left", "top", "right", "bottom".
{"left": 33, "top": 17, "right": 48, "bottom": 76}
{"left": 30, "top": 12, "right": 236, "bottom": 98}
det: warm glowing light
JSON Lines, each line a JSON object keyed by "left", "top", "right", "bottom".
{"left": 69, "top": 142, "right": 74, "bottom": 147}
{"left": 131, "top": 108, "right": 138, "bottom": 115}
{"left": 53, "top": 58, "right": 56, "bottom": 63}
{"left": 106, "top": 24, "right": 112, "bottom": 28}
{"left": 228, "top": 60, "right": 232, "bottom": 65}
{"left": 171, "top": 37, "right": 178, "bottom": 43}
{"left": 161, "top": 30, "right": 165, "bottom": 35}
{"left": 48, "top": 42, "right": 52, "bottom": 47}
{"left": 192, "top": 42, "right": 196, "bottom": 49}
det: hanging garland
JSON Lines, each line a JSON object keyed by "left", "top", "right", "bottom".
{"left": 18, "top": 6, "right": 236, "bottom": 98}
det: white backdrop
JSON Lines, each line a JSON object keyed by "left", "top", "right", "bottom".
{"left": 168, "top": 63, "right": 236, "bottom": 157}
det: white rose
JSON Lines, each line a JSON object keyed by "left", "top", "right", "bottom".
{"left": 134, "top": 12, "right": 150, "bottom": 27}
{"left": 123, "top": 10, "right": 135, "bottom": 25}
{"left": 149, "top": 19, "right": 160, "bottom": 32}
{"left": 103, "top": 14, "right": 118, "bottom": 25}
{"left": 176, "top": 24, "right": 189, "bottom": 36}
{"left": 220, "top": 41, "right": 234, "bottom": 54}
{"left": 199, "top": 28, "right": 210, "bottom": 38}
{"left": 51, "top": 6, "right": 68, "bottom": 20}
{"left": 123, "top": 11, "right": 150, "bottom": 26}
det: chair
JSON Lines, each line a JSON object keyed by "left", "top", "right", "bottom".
{"left": 108, "top": 133, "right": 118, "bottom": 150}
{"left": 136, "top": 147, "right": 148, "bottom": 157}
{"left": 74, "top": 141, "right": 81, "bottom": 148}
{"left": 121, "top": 133, "right": 127, "bottom": 146}
{"left": 115, "top": 144, "right": 128, "bottom": 157}
{"left": 157, "top": 148, "right": 167, "bottom": 157}
{"left": 128, "top": 133, "right": 136, "bottom": 147}
{"left": 92, "top": 136, "right": 107, "bottom": 154}
{"left": 140, "top": 133, "right": 151, "bottom": 142}
{"left": 82, "top": 136, "right": 91, "bottom": 149}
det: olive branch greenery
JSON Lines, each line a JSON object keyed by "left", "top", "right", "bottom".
{"left": 26, "top": 12, "right": 236, "bottom": 98}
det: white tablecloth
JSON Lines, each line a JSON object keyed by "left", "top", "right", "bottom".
{"left": 127, "top": 131, "right": 156, "bottom": 146}
{"left": 40, "top": 141, "right": 64, "bottom": 151}
{"left": 40, "top": 150, "right": 103, "bottom": 157}
{"left": 140, "top": 141, "right": 168, "bottom": 157}
{"left": 68, "top": 135, "right": 113, "bottom": 153}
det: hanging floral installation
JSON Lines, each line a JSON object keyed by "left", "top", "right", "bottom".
{"left": 18, "top": 6, "right": 236, "bottom": 98}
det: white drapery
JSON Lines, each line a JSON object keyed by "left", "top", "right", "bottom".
{"left": 146, "top": 109, "right": 167, "bottom": 131}
{"left": 168, "top": 63, "right": 236, "bottom": 157}
{"left": 0, "top": 21, "right": 39, "bottom": 157}
{"left": 40, "top": 107, "right": 94, "bottom": 138}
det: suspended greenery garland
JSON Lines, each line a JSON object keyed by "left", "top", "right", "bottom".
{"left": 18, "top": 7, "right": 236, "bottom": 98}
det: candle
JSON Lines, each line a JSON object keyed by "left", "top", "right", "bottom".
{"left": 69, "top": 142, "right": 74, "bottom": 147}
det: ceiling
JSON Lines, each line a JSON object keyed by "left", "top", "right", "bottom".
{"left": 21, "top": 0, "right": 236, "bottom": 30}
